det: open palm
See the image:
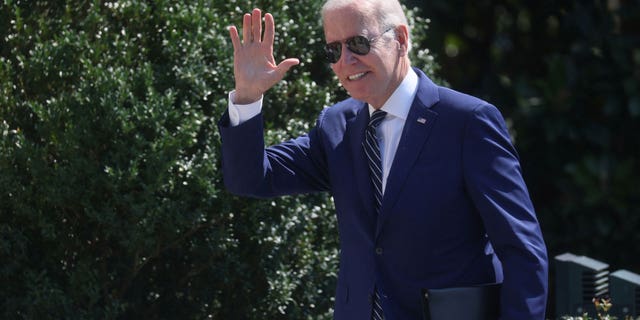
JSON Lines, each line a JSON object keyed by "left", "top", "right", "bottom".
{"left": 228, "top": 8, "right": 300, "bottom": 104}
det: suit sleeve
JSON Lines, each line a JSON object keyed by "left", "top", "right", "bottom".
{"left": 218, "top": 109, "right": 330, "bottom": 198}
{"left": 462, "top": 103, "right": 549, "bottom": 320}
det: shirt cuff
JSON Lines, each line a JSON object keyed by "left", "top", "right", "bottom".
{"left": 228, "top": 90, "right": 263, "bottom": 126}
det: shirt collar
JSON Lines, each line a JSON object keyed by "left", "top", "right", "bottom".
{"left": 368, "top": 69, "right": 419, "bottom": 120}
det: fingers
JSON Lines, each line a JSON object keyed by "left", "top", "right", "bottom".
{"left": 229, "top": 26, "right": 240, "bottom": 51}
{"left": 239, "top": 9, "right": 266, "bottom": 44}
{"left": 263, "top": 13, "right": 275, "bottom": 47}
{"left": 242, "top": 13, "right": 251, "bottom": 43}
{"left": 252, "top": 8, "right": 262, "bottom": 43}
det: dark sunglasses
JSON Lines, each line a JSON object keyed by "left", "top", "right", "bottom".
{"left": 324, "top": 28, "right": 394, "bottom": 64}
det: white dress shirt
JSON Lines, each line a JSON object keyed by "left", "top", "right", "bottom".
{"left": 228, "top": 69, "right": 419, "bottom": 194}
{"left": 367, "top": 69, "right": 418, "bottom": 193}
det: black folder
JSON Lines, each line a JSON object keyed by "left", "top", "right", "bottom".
{"left": 421, "top": 283, "right": 501, "bottom": 320}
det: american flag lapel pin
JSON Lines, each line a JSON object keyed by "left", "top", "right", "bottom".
{"left": 417, "top": 117, "right": 427, "bottom": 124}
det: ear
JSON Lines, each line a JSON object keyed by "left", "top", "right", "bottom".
{"left": 394, "top": 25, "right": 410, "bottom": 56}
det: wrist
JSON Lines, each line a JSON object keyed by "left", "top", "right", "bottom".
{"left": 233, "top": 88, "right": 262, "bottom": 105}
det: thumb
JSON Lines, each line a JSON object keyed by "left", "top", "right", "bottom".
{"left": 275, "top": 58, "right": 300, "bottom": 77}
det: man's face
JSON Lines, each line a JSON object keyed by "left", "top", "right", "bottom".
{"left": 323, "top": 5, "right": 404, "bottom": 108}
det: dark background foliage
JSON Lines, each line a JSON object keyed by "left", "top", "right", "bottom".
{"left": 408, "top": 0, "right": 640, "bottom": 271}
{"left": 1, "top": 0, "right": 638, "bottom": 319}
{"left": 406, "top": 0, "right": 640, "bottom": 315}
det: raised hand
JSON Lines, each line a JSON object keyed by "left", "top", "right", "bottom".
{"left": 228, "top": 8, "right": 300, "bottom": 105}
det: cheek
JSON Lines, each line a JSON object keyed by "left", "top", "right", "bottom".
{"left": 331, "top": 65, "right": 347, "bottom": 85}
{"left": 330, "top": 64, "right": 339, "bottom": 74}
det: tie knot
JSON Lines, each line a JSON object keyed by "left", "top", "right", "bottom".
{"left": 369, "top": 110, "right": 387, "bottom": 129}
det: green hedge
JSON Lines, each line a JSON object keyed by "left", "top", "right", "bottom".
{"left": 0, "top": 1, "right": 436, "bottom": 318}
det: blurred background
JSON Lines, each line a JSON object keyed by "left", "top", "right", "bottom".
{"left": 1, "top": 0, "right": 638, "bottom": 319}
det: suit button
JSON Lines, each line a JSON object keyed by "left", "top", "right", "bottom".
{"left": 375, "top": 247, "right": 383, "bottom": 255}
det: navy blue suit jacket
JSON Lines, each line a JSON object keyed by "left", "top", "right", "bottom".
{"left": 219, "top": 68, "right": 548, "bottom": 319}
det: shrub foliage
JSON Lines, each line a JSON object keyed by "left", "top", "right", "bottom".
{"left": 0, "top": 0, "right": 436, "bottom": 318}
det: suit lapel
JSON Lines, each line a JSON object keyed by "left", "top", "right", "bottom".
{"left": 377, "top": 70, "right": 441, "bottom": 237}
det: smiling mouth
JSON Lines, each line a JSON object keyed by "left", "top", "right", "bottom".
{"left": 348, "top": 72, "right": 367, "bottom": 81}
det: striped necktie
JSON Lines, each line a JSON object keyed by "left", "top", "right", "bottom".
{"left": 363, "top": 109, "right": 387, "bottom": 214}
{"left": 364, "top": 109, "right": 387, "bottom": 320}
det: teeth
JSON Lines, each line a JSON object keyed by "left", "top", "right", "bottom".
{"left": 348, "top": 72, "right": 366, "bottom": 80}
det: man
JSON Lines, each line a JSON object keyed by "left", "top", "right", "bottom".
{"left": 219, "top": 0, "right": 548, "bottom": 319}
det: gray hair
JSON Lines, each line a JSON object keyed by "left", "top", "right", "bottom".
{"left": 321, "top": 0, "right": 409, "bottom": 31}
{"left": 321, "top": 0, "right": 410, "bottom": 49}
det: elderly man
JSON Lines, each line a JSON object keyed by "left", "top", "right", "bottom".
{"left": 219, "top": 1, "right": 548, "bottom": 319}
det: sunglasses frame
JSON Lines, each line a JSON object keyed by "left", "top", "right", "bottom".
{"left": 324, "top": 27, "right": 395, "bottom": 64}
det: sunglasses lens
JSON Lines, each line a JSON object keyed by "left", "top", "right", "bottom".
{"left": 324, "top": 35, "right": 372, "bottom": 63}
{"left": 325, "top": 42, "right": 341, "bottom": 63}
{"left": 346, "top": 36, "right": 371, "bottom": 55}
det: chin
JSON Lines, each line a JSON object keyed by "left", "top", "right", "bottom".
{"left": 345, "top": 87, "right": 372, "bottom": 102}
{"left": 347, "top": 92, "right": 368, "bottom": 102}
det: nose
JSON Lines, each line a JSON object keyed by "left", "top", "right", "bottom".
{"left": 339, "top": 44, "right": 357, "bottom": 64}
